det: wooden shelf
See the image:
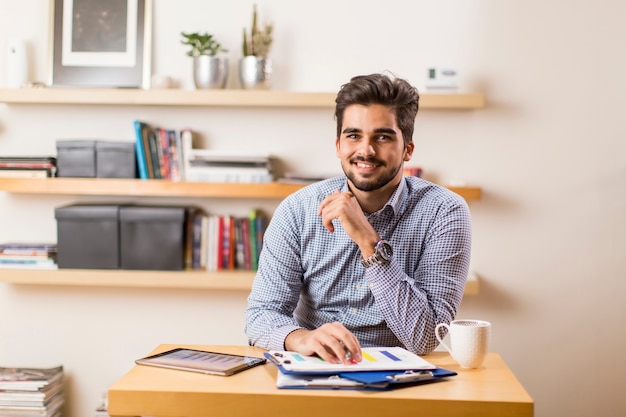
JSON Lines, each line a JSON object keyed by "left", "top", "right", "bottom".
{"left": 0, "top": 269, "right": 254, "bottom": 290}
{"left": 0, "top": 88, "right": 485, "bottom": 109}
{"left": 0, "top": 268, "right": 479, "bottom": 295}
{"left": 0, "top": 178, "right": 305, "bottom": 199}
{"left": 0, "top": 178, "right": 481, "bottom": 201}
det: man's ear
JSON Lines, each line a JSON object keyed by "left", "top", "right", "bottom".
{"left": 404, "top": 142, "right": 415, "bottom": 161}
{"left": 335, "top": 137, "right": 341, "bottom": 157}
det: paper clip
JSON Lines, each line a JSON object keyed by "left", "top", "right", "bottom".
{"left": 386, "top": 370, "right": 433, "bottom": 382}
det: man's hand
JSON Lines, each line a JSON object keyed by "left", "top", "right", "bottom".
{"left": 318, "top": 190, "right": 380, "bottom": 258}
{"left": 285, "top": 322, "right": 362, "bottom": 365}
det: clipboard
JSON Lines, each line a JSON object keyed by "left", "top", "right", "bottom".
{"left": 272, "top": 364, "right": 457, "bottom": 390}
{"left": 264, "top": 347, "right": 457, "bottom": 390}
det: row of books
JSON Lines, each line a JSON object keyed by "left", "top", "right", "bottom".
{"left": 134, "top": 121, "right": 275, "bottom": 183}
{"left": 133, "top": 120, "right": 186, "bottom": 181}
{"left": 0, "top": 365, "right": 64, "bottom": 417}
{"left": 0, "top": 157, "right": 57, "bottom": 179}
{"left": 186, "top": 209, "right": 268, "bottom": 271}
{"left": 0, "top": 243, "right": 58, "bottom": 270}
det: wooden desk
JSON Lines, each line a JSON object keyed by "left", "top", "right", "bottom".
{"left": 108, "top": 344, "right": 533, "bottom": 417}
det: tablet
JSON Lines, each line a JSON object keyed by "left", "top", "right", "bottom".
{"left": 135, "top": 348, "right": 266, "bottom": 376}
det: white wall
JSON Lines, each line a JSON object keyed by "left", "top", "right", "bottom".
{"left": 1, "top": 1, "right": 625, "bottom": 417}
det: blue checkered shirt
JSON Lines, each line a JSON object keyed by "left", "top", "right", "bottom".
{"left": 245, "top": 176, "right": 472, "bottom": 354}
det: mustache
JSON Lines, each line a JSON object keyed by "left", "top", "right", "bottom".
{"left": 350, "top": 156, "right": 384, "bottom": 165}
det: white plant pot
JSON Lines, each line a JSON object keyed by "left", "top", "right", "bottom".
{"left": 238, "top": 56, "right": 272, "bottom": 90}
{"left": 193, "top": 55, "right": 228, "bottom": 89}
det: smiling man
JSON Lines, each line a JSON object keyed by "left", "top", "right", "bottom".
{"left": 245, "top": 73, "right": 472, "bottom": 363}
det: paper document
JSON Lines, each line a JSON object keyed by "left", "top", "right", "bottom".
{"left": 267, "top": 346, "right": 436, "bottom": 373}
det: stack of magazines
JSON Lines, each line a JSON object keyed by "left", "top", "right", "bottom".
{"left": 0, "top": 157, "right": 57, "bottom": 178}
{"left": 0, "top": 243, "right": 58, "bottom": 270}
{"left": 0, "top": 366, "right": 64, "bottom": 417}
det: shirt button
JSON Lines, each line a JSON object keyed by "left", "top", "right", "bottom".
{"left": 356, "top": 284, "right": 361, "bottom": 289}
{"left": 369, "top": 283, "right": 375, "bottom": 288}
{"left": 351, "top": 308, "right": 358, "bottom": 314}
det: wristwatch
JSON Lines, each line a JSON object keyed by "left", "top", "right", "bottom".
{"left": 360, "top": 240, "right": 393, "bottom": 268}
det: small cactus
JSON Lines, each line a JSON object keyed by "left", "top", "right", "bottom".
{"left": 242, "top": 4, "right": 273, "bottom": 57}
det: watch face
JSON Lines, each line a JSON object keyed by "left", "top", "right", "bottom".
{"left": 377, "top": 240, "right": 393, "bottom": 261}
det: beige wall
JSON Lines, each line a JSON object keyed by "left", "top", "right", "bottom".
{"left": 1, "top": 1, "right": 625, "bottom": 417}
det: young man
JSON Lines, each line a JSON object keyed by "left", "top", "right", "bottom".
{"left": 245, "top": 73, "right": 471, "bottom": 364}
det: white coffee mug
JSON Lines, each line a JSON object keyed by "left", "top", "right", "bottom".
{"left": 435, "top": 319, "right": 491, "bottom": 369}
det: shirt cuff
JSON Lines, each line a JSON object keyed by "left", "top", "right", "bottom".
{"left": 270, "top": 324, "right": 303, "bottom": 351}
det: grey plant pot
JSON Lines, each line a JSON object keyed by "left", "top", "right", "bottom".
{"left": 193, "top": 55, "right": 228, "bottom": 89}
{"left": 239, "top": 56, "right": 272, "bottom": 90}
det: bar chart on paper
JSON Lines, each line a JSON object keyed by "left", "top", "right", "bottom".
{"left": 267, "top": 346, "right": 436, "bottom": 373}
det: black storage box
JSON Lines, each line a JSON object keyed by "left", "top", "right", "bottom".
{"left": 96, "top": 141, "right": 136, "bottom": 178}
{"left": 56, "top": 140, "right": 97, "bottom": 177}
{"left": 119, "top": 206, "right": 186, "bottom": 270}
{"left": 55, "top": 204, "right": 120, "bottom": 269}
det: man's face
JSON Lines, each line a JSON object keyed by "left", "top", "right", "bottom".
{"left": 336, "top": 104, "right": 413, "bottom": 192}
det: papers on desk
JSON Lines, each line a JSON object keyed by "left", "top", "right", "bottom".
{"left": 265, "top": 347, "right": 457, "bottom": 390}
{"left": 267, "top": 346, "right": 436, "bottom": 373}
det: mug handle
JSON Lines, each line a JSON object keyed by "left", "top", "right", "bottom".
{"left": 435, "top": 323, "right": 454, "bottom": 355}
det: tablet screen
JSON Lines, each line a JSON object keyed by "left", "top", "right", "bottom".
{"left": 135, "top": 348, "right": 266, "bottom": 376}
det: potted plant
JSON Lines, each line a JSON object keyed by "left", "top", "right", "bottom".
{"left": 181, "top": 32, "right": 229, "bottom": 89}
{"left": 239, "top": 5, "right": 274, "bottom": 89}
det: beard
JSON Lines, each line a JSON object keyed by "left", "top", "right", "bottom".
{"left": 343, "top": 157, "right": 403, "bottom": 192}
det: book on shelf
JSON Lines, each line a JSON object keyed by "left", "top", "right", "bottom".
{"left": 204, "top": 212, "right": 268, "bottom": 272}
{"left": 156, "top": 128, "right": 170, "bottom": 179}
{"left": 179, "top": 210, "right": 268, "bottom": 272}
{"left": 0, "top": 255, "right": 56, "bottom": 262}
{"left": 0, "top": 243, "right": 57, "bottom": 252}
{"left": 0, "top": 252, "right": 56, "bottom": 261}
{"left": 278, "top": 172, "right": 334, "bottom": 184}
{"left": 146, "top": 128, "right": 162, "bottom": 179}
{"left": 0, "top": 157, "right": 56, "bottom": 169}
{"left": 0, "top": 157, "right": 57, "bottom": 178}
{"left": 168, "top": 129, "right": 184, "bottom": 181}
{"left": 0, "top": 250, "right": 54, "bottom": 257}
{"left": 184, "top": 167, "right": 273, "bottom": 183}
{"left": 192, "top": 211, "right": 208, "bottom": 270}
{"left": 0, "top": 259, "right": 57, "bottom": 268}
{"left": 248, "top": 209, "right": 264, "bottom": 271}
{"left": 133, "top": 121, "right": 185, "bottom": 181}
{"left": 0, "top": 262, "right": 58, "bottom": 270}
{"left": 141, "top": 125, "right": 156, "bottom": 179}
{"left": 0, "top": 243, "right": 58, "bottom": 269}
{"left": 0, "top": 169, "right": 54, "bottom": 179}
{"left": 133, "top": 121, "right": 149, "bottom": 180}
{"left": 134, "top": 123, "right": 276, "bottom": 183}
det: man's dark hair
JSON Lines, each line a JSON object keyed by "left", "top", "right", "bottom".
{"left": 334, "top": 73, "right": 420, "bottom": 146}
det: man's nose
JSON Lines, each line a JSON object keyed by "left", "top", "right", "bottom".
{"left": 357, "top": 139, "right": 376, "bottom": 156}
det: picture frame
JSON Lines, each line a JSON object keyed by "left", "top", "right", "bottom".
{"left": 48, "top": 0, "right": 152, "bottom": 88}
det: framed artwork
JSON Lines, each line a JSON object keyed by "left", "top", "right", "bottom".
{"left": 49, "top": 0, "right": 152, "bottom": 88}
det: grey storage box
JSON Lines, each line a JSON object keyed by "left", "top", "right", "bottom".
{"left": 56, "top": 140, "right": 96, "bottom": 177}
{"left": 96, "top": 141, "right": 136, "bottom": 178}
{"left": 55, "top": 204, "right": 120, "bottom": 269}
{"left": 119, "top": 206, "right": 186, "bottom": 270}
